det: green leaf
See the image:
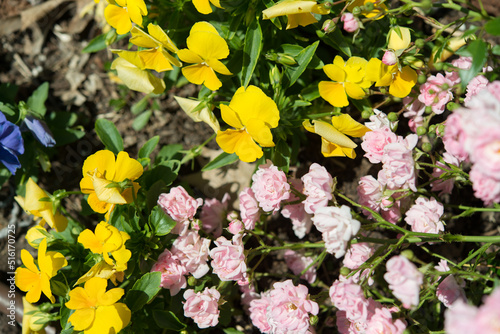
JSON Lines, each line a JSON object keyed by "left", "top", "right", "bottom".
{"left": 27, "top": 82, "right": 49, "bottom": 116}
{"left": 317, "top": 28, "right": 351, "bottom": 57}
{"left": 138, "top": 136, "right": 160, "bottom": 160}
{"left": 0, "top": 83, "right": 18, "bottom": 105}
{"left": 492, "top": 45, "right": 500, "bottom": 56}
{"left": 149, "top": 206, "right": 176, "bottom": 236}
{"left": 241, "top": 18, "right": 262, "bottom": 88}
{"left": 485, "top": 17, "right": 500, "bottom": 36}
{"left": 132, "top": 110, "right": 152, "bottom": 131}
{"left": 201, "top": 152, "right": 239, "bottom": 171}
{"left": 95, "top": 119, "right": 124, "bottom": 154}
{"left": 285, "top": 41, "right": 319, "bottom": 88}
{"left": 82, "top": 31, "right": 127, "bottom": 53}
{"left": 0, "top": 102, "right": 16, "bottom": 116}
{"left": 125, "top": 272, "right": 162, "bottom": 312}
{"left": 153, "top": 310, "right": 186, "bottom": 331}
{"left": 457, "top": 39, "right": 487, "bottom": 89}
{"left": 131, "top": 96, "right": 149, "bottom": 115}
{"left": 223, "top": 328, "right": 244, "bottom": 334}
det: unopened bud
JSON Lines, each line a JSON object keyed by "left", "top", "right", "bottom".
{"left": 387, "top": 112, "right": 399, "bottom": 122}
{"left": 363, "top": 2, "right": 374, "bottom": 11}
{"left": 351, "top": 6, "right": 361, "bottom": 15}
{"left": 228, "top": 220, "right": 244, "bottom": 234}
{"left": 105, "top": 29, "right": 117, "bottom": 45}
{"left": 415, "top": 38, "right": 426, "bottom": 49}
{"left": 422, "top": 142, "right": 433, "bottom": 152}
{"left": 417, "top": 74, "right": 427, "bottom": 84}
{"left": 416, "top": 126, "right": 427, "bottom": 136}
{"left": 382, "top": 50, "right": 398, "bottom": 66}
{"left": 361, "top": 110, "right": 372, "bottom": 119}
{"left": 340, "top": 267, "right": 351, "bottom": 276}
{"left": 322, "top": 19, "right": 336, "bottom": 34}
{"left": 400, "top": 249, "right": 415, "bottom": 261}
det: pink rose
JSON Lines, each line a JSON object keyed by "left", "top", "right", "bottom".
{"left": 266, "top": 280, "right": 319, "bottom": 334}
{"left": 240, "top": 284, "right": 259, "bottom": 314}
{"left": 158, "top": 186, "right": 203, "bottom": 234}
{"left": 210, "top": 235, "right": 248, "bottom": 285}
{"left": 465, "top": 75, "right": 489, "bottom": 105}
{"left": 366, "top": 308, "right": 407, "bottom": 334}
{"left": 171, "top": 230, "right": 211, "bottom": 279}
{"left": 249, "top": 292, "right": 271, "bottom": 332}
{"left": 443, "top": 112, "right": 469, "bottom": 162}
{"left": 284, "top": 249, "right": 317, "bottom": 284}
{"left": 384, "top": 255, "right": 423, "bottom": 309}
{"left": 330, "top": 279, "right": 369, "bottom": 323}
{"left": 382, "top": 50, "right": 397, "bottom": 66}
{"left": 468, "top": 131, "right": 500, "bottom": 180}
{"left": 404, "top": 197, "right": 445, "bottom": 234}
{"left": 183, "top": 287, "right": 220, "bottom": 328}
{"left": 357, "top": 175, "right": 384, "bottom": 219}
{"left": 476, "top": 287, "right": 500, "bottom": 333}
{"left": 301, "top": 163, "right": 334, "bottom": 214}
{"left": 342, "top": 243, "right": 375, "bottom": 285}
{"left": 282, "top": 178, "right": 313, "bottom": 239}
{"left": 228, "top": 219, "right": 244, "bottom": 234}
{"left": 251, "top": 163, "right": 290, "bottom": 213}
{"left": 200, "top": 193, "right": 230, "bottom": 237}
{"left": 361, "top": 126, "right": 398, "bottom": 163}
{"left": 238, "top": 187, "right": 260, "bottom": 230}
{"left": 487, "top": 81, "right": 500, "bottom": 101}
{"left": 380, "top": 134, "right": 418, "bottom": 191}
{"left": 312, "top": 205, "right": 361, "bottom": 258}
{"left": 431, "top": 152, "right": 460, "bottom": 196}
{"left": 444, "top": 300, "right": 478, "bottom": 334}
{"left": 418, "top": 73, "right": 453, "bottom": 114}
{"left": 469, "top": 168, "right": 500, "bottom": 206}
{"left": 437, "top": 275, "right": 467, "bottom": 308}
{"left": 341, "top": 13, "right": 359, "bottom": 32}
{"left": 403, "top": 97, "right": 425, "bottom": 133}
{"left": 150, "top": 249, "right": 187, "bottom": 296}
{"left": 445, "top": 56, "right": 472, "bottom": 86}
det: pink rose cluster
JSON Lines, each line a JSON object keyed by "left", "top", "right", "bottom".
{"left": 209, "top": 234, "right": 248, "bottom": 285}
{"left": 443, "top": 85, "right": 500, "bottom": 205}
{"left": 183, "top": 287, "right": 221, "bottom": 328}
{"left": 331, "top": 279, "right": 407, "bottom": 333}
{"left": 158, "top": 186, "right": 203, "bottom": 235}
{"left": 251, "top": 163, "right": 290, "bottom": 213}
{"left": 284, "top": 249, "right": 317, "bottom": 284}
{"left": 281, "top": 178, "right": 313, "bottom": 239}
{"left": 249, "top": 280, "right": 319, "bottom": 334}
{"left": 200, "top": 193, "right": 230, "bottom": 237}
{"left": 341, "top": 242, "right": 375, "bottom": 285}
{"left": 404, "top": 196, "right": 445, "bottom": 235}
{"left": 384, "top": 255, "right": 423, "bottom": 309}
{"left": 402, "top": 96, "right": 425, "bottom": 132}
{"left": 418, "top": 73, "right": 454, "bottom": 114}
{"left": 341, "top": 13, "right": 359, "bottom": 33}
{"left": 445, "top": 286, "right": 500, "bottom": 334}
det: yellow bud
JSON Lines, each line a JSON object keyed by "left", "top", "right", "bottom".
{"left": 388, "top": 26, "right": 411, "bottom": 52}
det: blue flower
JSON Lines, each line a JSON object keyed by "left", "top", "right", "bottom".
{"left": 0, "top": 111, "right": 24, "bottom": 174}
{"left": 24, "top": 116, "right": 56, "bottom": 147}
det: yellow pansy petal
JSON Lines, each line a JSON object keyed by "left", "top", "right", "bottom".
{"left": 216, "top": 129, "right": 263, "bottom": 162}
{"left": 82, "top": 150, "right": 117, "bottom": 182}
{"left": 87, "top": 193, "right": 111, "bottom": 214}
{"left": 75, "top": 261, "right": 115, "bottom": 286}
{"left": 120, "top": 182, "right": 141, "bottom": 204}
{"left": 26, "top": 225, "right": 47, "bottom": 249}
{"left": 40, "top": 273, "right": 55, "bottom": 303}
{"left": 177, "top": 48, "right": 204, "bottom": 64}
{"left": 113, "top": 151, "right": 143, "bottom": 182}
{"left": 192, "top": 0, "right": 213, "bottom": 14}
{"left": 84, "top": 277, "right": 108, "bottom": 301}
{"left": 147, "top": 24, "right": 178, "bottom": 52}
{"left": 323, "top": 64, "right": 345, "bottom": 83}
{"left": 113, "top": 50, "right": 146, "bottom": 69}
{"left": 174, "top": 96, "right": 220, "bottom": 132}
{"left": 365, "top": 58, "right": 383, "bottom": 82}
{"left": 68, "top": 308, "right": 95, "bottom": 331}
{"left": 210, "top": 0, "right": 223, "bottom": 9}
{"left": 66, "top": 287, "right": 94, "bottom": 310}
{"left": 127, "top": 0, "right": 147, "bottom": 26}
{"left": 15, "top": 267, "right": 38, "bottom": 292}
{"left": 112, "top": 247, "right": 131, "bottom": 271}
{"left": 186, "top": 30, "right": 229, "bottom": 61}
{"left": 286, "top": 13, "right": 317, "bottom": 29}
{"left": 52, "top": 213, "right": 68, "bottom": 232}
{"left": 20, "top": 248, "right": 39, "bottom": 274}
{"left": 78, "top": 229, "right": 103, "bottom": 254}
{"left": 220, "top": 104, "right": 243, "bottom": 129}
{"left": 86, "top": 304, "right": 131, "bottom": 334}
{"left": 80, "top": 176, "right": 95, "bottom": 195}
{"left": 345, "top": 56, "right": 368, "bottom": 83}
{"left": 190, "top": 21, "right": 219, "bottom": 35}
{"left": 38, "top": 209, "right": 57, "bottom": 231}
{"left": 25, "top": 279, "right": 42, "bottom": 304}
{"left": 246, "top": 118, "right": 274, "bottom": 147}
{"left": 92, "top": 177, "right": 127, "bottom": 204}
{"left": 39, "top": 251, "right": 67, "bottom": 278}
{"left": 318, "top": 81, "right": 348, "bottom": 107}
{"left": 182, "top": 64, "right": 222, "bottom": 91}
{"left": 104, "top": 4, "right": 132, "bottom": 35}
{"left": 321, "top": 138, "right": 356, "bottom": 158}
{"left": 389, "top": 66, "right": 417, "bottom": 98}
{"left": 98, "top": 287, "right": 125, "bottom": 306}
{"left": 304, "top": 120, "right": 357, "bottom": 149}
{"left": 388, "top": 27, "right": 411, "bottom": 51}
{"left": 206, "top": 59, "right": 232, "bottom": 75}
{"left": 331, "top": 114, "right": 370, "bottom": 138}
{"left": 161, "top": 49, "right": 182, "bottom": 68}
{"left": 111, "top": 57, "right": 165, "bottom": 94}
{"left": 129, "top": 26, "right": 158, "bottom": 49}
{"left": 115, "top": 0, "right": 127, "bottom": 6}
{"left": 24, "top": 178, "right": 50, "bottom": 212}
{"left": 229, "top": 85, "right": 280, "bottom": 128}
{"left": 263, "top": 1, "right": 324, "bottom": 19}
{"left": 344, "top": 82, "right": 366, "bottom": 100}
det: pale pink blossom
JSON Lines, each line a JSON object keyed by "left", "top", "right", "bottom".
{"left": 487, "top": 80, "right": 500, "bottom": 101}
{"left": 365, "top": 109, "right": 395, "bottom": 131}
{"left": 151, "top": 249, "right": 187, "bottom": 296}
{"left": 465, "top": 75, "right": 489, "bottom": 105}
{"left": 171, "top": 230, "right": 211, "bottom": 279}
{"left": 404, "top": 197, "right": 445, "bottom": 234}
{"left": 342, "top": 243, "right": 374, "bottom": 285}
{"left": 418, "top": 73, "right": 453, "bottom": 114}
{"left": 341, "top": 13, "right": 359, "bottom": 32}
{"left": 444, "top": 300, "right": 478, "bottom": 334}
{"left": 445, "top": 56, "right": 472, "bottom": 86}
{"left": 251, "top": 164, "right": 290, "bottom": 213}
{"left": 284, "top": 249, "right": 317, "bottom": 284}
{"left": 210, "top": 235, "right": 248, "bottom": 285}
{"left": 330, "top": 279, "right": 369, "bottom": 323}
{"left": 158, "top": 186, "right": 203, "bottom": 235}
{"left": 312, "top": 205, "right": 361, "bottom": 258}
{"left": 282, "top": 178, "right": 313, "bottom": 239}
{"left": 249, "top": 291, "right": 272, "bottom": 332}
{"left": 361, "top": 126, "right": 398, "bottom": 163}
{"left": 200, "top": 193, "right": 230, "bottom": 237}
{"left": 403, "top": 96, "right": 426, "bottom": 132}
{"left": 228, "top": 219, "right": 244, "bottom": 234}
{"left": 238, "top": 187, "right": 260, "bottom": 230}
{"left": 384, "top": 255, "right": 423, "bottom": 309}
{"left": 469, "top": 168, "right": 500, "bottom": 206}
{"left": 443, "top": 112, "right": 469, "bottom": 162}
{"left": 357, "top": 175, "right": 384, "bottom": 219}
{"left": 468, "top": 130, "right": 500, "bottom": 180}
{"left": 431, "top": 152, "right": 460, "bottom": 196}
{"left": 240, "top": 284, "right": 259, "bottom": 314}
{"left": 183, "top": 287, "right": 220, "bottom": 328}
{"left": 435, "top": 259, "right": 450, "bottom": 273}
{"left": 382, "top": 50, "right": 397, "bottom": 66}
{"left": 266, "top": 280, "right": 319, "bottom": 334}
{"left": 365, "top": 307, "right": 407, "bottom": 334}
{"left": 380, "top": 134, "right": 418, "bottom": 191}
{"left": 301, "top": 163, "right": 334, "bottom": 214}
{"left": 475, "top": 287, "right": 500, "bottom": 333}
{"left": 436, "top": 275, "right": 467, "bottom": 308}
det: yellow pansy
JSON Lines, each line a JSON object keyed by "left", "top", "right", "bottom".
{"left": 387, "top": 26, "right": 411, "bottom": 54}
{"left": 366, "top": 58, "right": 417, "bottom": 98}
{"left": 347, "top": 0, "right": 387, "bottom": 19}
{"left": 112, "top": 24, "right": 181, "bottom": 73}
{"left": 15, "top": 178, "right": 68, "bottom": 232}
{"left": 80, "top": 150, "right": 143, "bottom": 215}
{"left": 104, "top": 0, "right": 147, "bottom": 35}
{"left": 110, "top": 56, "right": 166, "bottom": 94}
{"left": 177, "top": 22, "right": 232, "bottom": 91}
{"left": 262, "top": 0, "right": 330, "bottom": 30}
{"left": 15, "top": 239, "right": 67, "bottom": 304}
{"left": 22, "top": 297, "right": 46, "bottom": 334}
{"left": 216, "top": 85, "right": 280, "bottom": 162}
{"left": 319, "top": 56, "right": 372, "bottom": 108}
{"left": 174, "top": 96, "right": 220, "bottom": 133}
{"left": 303, "top": 114, "right": 370, "bottom": 158}
{"left": 193, "top": 0, "right": 223, "bottom": 14}
{"left": 66, "top": 277, "right": 131, "bottom": 334}
{"left": 26, "top": 225, "right": 49, "bottom": 249}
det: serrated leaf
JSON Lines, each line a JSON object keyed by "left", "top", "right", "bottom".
{"left": 149, "top": 206, "right": 176, "bottom": 236}
{"left": 132, "top": 110, "right": 152, "bottom": 131}
{"left": 95, "top": 118, "right": 124, "bottom": 154}
{"left": 241, "top": 18, "right": 262, "bottom": 87}
{"left": 27, "top": 82, "right": 49, "bottom": 116}
{"left": 285, "top": 41, "right": 319, "bottom": 88}
{"left": 138, "top": 136, "right": 159, "bottom": 160}
{"left": 125, "top": 272, "right": 162, "bottom": 312}
{"left": 485, "top": 17, "right": 500, "bottom": 36}
{"left": 201, "top": 152, "right": 239, "bottom": 171}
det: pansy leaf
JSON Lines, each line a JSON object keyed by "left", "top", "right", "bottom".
{"left": 149, "top": 206, "right": 176, "bottom": 236}
{"left": 485, "top": 17, "right": 500, "bottom": 36}
{"left": 138, "top": 135, "right": 159, "bottom": 160}
{"left": 241, "top": 18, "right": 262, "bottom": 88}
{"left": 27, "top": 82, "right": 49, "bottom": 117}
{"left": 201, "top": 152, "right": 239, "bottom": 171}
{"left": 284, "top": 41, "right": 319, "bottom": 88}
{"left": 153, "top": 310, "right": 186, "bottom": 331}
{"left": 125, "top": 272, "right": 162, "bottom": 312}
{"left": 95, "top": 118, "right": 124, "bottom": 154}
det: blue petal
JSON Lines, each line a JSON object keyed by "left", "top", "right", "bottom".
{"left": 0, "top": 119, "right": 24, "bottom": 155}
{"left": 0, "top": 145, "right": 21, "bottom": 174}
{"left": 24, "top": 116, "right": 56, "bottom": 147}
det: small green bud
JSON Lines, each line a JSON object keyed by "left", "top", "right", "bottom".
{"left": 309, "top": 315, "right": 319, "bottom": 326}
{"left": 428, "top": 124, "right": 436, "bottom": 133}
{"left": 387, "top": 112, "right": 399, "bottom": 122}
{"left": 105, "top": 29, "right": 117, "bottom": 45}
{"left": 416, "top": 126, "right": 427, "bottom": 136}
{"left": 352, "top": 6, "right": 361, "bottom": 15}
{"left": 422, "top": 142, "right": 433, "bottom": 152}
{"left": 363, "top": 2, "right": 375, "bottom": 11}
{"left": 400, "top": 249, "right": 415, "bottom": 261}
{"left": 437, "top": 124, "right": 445, "bottom": 136}
{"left": 361, "top": 110, "right": 372, "bottom": 119}
{"left": 425, "top": 106, "right": 433, "bottom": 114}
{"left": 188, "top": 276, "right": 197, "bottom": 286}
{"left": 433, "top": 62, "right": 444, "bottom": 71}
{"left": 340, "top": 267, "right": 351, "bottom": 276}
{"left": 417, "top": 74, "right": 427, "bottom": 84}
{"left": 277, "top": 53, "right": 297, "bottom": 66}
{"left": 322, "top": 19, "right": 336, "bottom": 34}
{"left": 414, "top": 38, "right": 425, "bottom": 49}
{"left": 447, "top": 101, "right": 460, "bottom": 111}
{"left": 322, "top": 2, "right": 333, "bottom": 9}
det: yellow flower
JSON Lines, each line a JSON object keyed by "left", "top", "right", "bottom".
{"left": 15, "top": 239, "right": 67, "bottom": 304}
{"left": 15, "top": 178, "right": 68, "bottom": 232}
{"left": 262, "top": 0, "right": 330, "bottom": 30}
{"left": 366, "top": 58, "right": 417, "bottom": 98}
{"left": 66, "top": 277, "right": 131, "bottom": 334}
{"left": 216, "top": 85, "right": 280, "bottom": 162}
{"left": 174, "top": 96, "right": 220, "bottom": 133}
{"left": 387, "top": 26, "right": 411, "bottom": 54}
{"left": 303, "top": 114, "right": 370, "bottom": 158}
{"left": 112, "top": 23, "right": 181, "bottom": 73}
{"left": 177, "top": 22, "right": 232, "bottom": 91}
{"left": 193, "top": 0, "right": 223, "bottom": 14}
{"left": 80, "top": 150, "right": 143, "bottom": 215}
{"left": 110, "top": 55, "right": 166, "bottom": 94}
{"left": 104, "top": 0, "right": 147, "bottom": 35}
{"left": 22, "top": 297, "right": 46, "bottom": 334}
{"left": 318, "top": 56, "right": 372, "bottom": 108}
{"left": 347, "top": 0, "right": 387, "bottom": 19}
{"left": 26, "top": 225, "right": 49, "bottom": 249}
